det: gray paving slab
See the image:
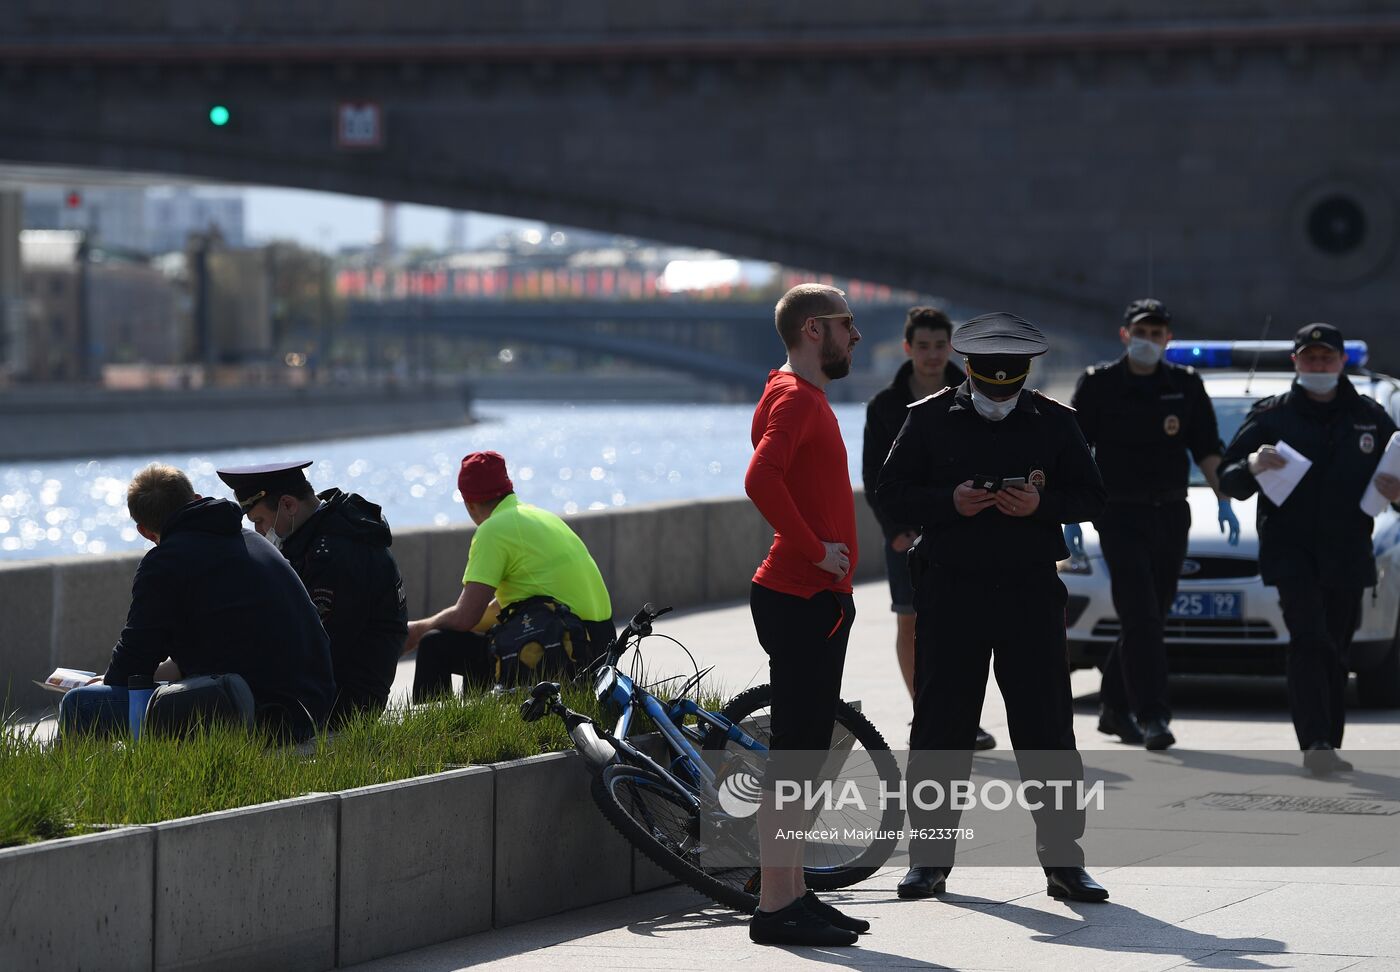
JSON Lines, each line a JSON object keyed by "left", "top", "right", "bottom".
{"left": 368, "top": 579, "right": 1400, "bottom": 970}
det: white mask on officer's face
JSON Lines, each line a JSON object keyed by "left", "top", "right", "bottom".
{"left": 262, "top": 504, "right": 287, "bottom": 550}
{"left": 1296, "top": 371, "right": 1340, "bottom": 394}
{"left": 971, "top": 387, "right": 1019, "bottom": 422}
{"left": 1126, "top": 337, "right": 1164, "bottom": 368}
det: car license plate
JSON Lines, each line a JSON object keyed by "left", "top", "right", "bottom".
{"left": 1170, "top": 591, "right": 1243, "bottom": 619}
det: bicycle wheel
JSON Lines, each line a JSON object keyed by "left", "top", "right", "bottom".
{"left": 703, "top": 684, "right": 903, "bottom": 891}
{"left": 591, "top": 762, "right": 760, "bottom": 912}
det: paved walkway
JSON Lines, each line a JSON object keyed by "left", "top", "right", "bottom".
{"left": 359, "top": 578, "right": 1400, "bottom": 971}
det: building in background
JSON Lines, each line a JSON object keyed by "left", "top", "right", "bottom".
{"left": 21, "top": 184, "right": 244, "bottom": 255}
{"left": 145, "top": 187, "right": 244, "bottom": 253}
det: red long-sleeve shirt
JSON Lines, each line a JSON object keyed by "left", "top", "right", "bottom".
{"left": 745, "top": 369, "right": 858, "bottom": 597}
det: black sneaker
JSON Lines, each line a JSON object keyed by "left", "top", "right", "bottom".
{"left": 1304, "top": 743, "right": 1354, "bottom": 777}
{"left": 802, "top": 891, "right": 870, "bottom": 933}
{"left": 1097, "top": 705, "right": 1144, "bottom": 745}
{"left": 974, "top": 726, "right": 997, "bottom": 751}
{"left": 749, "top": 897, "right": 859, "bottom": 947}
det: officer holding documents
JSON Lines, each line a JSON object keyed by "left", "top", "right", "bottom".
{"left": 1069, "top": 298, "right": 1239, "bottom": 751}
{"left": 1219, "top": 323, "right": 1400, "bottom": 775}
{"left": 877, "top": 312, "right": 1110, "bottom": 903}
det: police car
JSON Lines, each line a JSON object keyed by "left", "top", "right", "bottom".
{"left": 1062, "top": 340, "right": 1400, "bottom": 707}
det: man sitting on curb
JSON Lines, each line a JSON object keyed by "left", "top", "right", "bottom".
{"left": 403, "top": 451, "right": 615, "bottom": 699}
{"left": 59, "top": 464, "right": 337, "bottom": 742}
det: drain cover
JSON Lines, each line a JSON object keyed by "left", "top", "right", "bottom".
{"left": 1182, "top": 793, "right": 1400, "bottom": 816}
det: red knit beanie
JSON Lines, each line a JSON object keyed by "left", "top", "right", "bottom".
{"left": 457, "top": 451, "right": 514, "bottom": 503}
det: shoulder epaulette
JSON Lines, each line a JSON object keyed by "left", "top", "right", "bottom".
{"left": 1033, "top": 390, "right": 1075, "bottom": 412}
{"left": 908, "top": 386, "right": 953, "bottom": 408}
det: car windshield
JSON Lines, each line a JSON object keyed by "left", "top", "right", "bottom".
{"left": 1189, "top": 396, "right": 1258, "bottom": 487}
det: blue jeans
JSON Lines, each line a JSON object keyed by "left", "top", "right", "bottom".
{"left": 59, "top": 684, "right": 132, "bottom": 737}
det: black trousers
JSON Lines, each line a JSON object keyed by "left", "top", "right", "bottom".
{"left": 908, "top": 565, "right": 1084, "bottom": 869}
{"left": 749, "top": 582, "right": 855, "bottom": 789}
{"left": 1276, "top": 580, "right": 1362, "bottom": 750}
{"left": 411, "top": 619, "right": 617, "bottom": 703}
{"left": 1096, "top": 500, "right": 1190, "bottom": 723}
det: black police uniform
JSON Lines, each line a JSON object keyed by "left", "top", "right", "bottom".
{"left": 1219, "top": 332, "right": 1397, "bottom": 752}
{"left": 217, "top": 462, "right": 408, "bottom": 725}
{"left": 877, "top": 313, "right": 1106, "bottom": 872}
{"left": 1072, "top": 329, "right": 1223, "bottom": 728}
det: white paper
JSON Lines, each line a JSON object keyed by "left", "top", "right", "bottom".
{"left": 1255, "top": 440, "right": 1312, "bottom": 506}
{"left": 32, "top": 667, "right": 97, "bottom": 694}
{"left": 1360, "top": 431, "right": 1400, "bottom": 517}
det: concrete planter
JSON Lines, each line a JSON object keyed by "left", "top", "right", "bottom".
{"left": 152, "top": 794, "right": 339, "bottom": 972}
{"left": 336, "top": 766, "right": 494, "bottom": 966}
{"left": 0, "top": 827, "right": 155, "bottom": 972}
{"left": 491, "top": 751, "right": 634, "bottom": 927}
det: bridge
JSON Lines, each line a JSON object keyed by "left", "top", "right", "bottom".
{"left": 3, "top": 2, "right": 1400, "bottom": 356}
{"left": 344, "top": 297, "right": 919, "bottom": 389}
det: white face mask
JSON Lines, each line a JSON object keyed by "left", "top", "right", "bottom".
{"left": 971, "top": 387, "right": 1019, "bottom": 421}
{"left": 1297, "top": 371, "right": 1340, "bottom": 394}
{"left": 262, "top": 505, "right": 287, "bottom": 550}
{"left": 1126, "top": 337, "right": 1164, "bottom": 368}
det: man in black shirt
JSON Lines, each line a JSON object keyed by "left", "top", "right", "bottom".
{"left": 879, "top": 312, "right": 1109, "bottom": 904}
{"left": 218, "top": 461, "right": 408, "bottom": 725}
{"left": 862, "top": 306, "right": 995, "bottom": 750}
{"left": 1070, "top": 299, "right": 1239, "bottom": 751}
{"left": 59, "top": 464, "right": 336, "bottom": 741}
{"left": 1219, "top": 323, "right": 1400, "bottom": 775}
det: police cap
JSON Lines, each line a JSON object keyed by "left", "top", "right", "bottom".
{"left": 1124, "top": 298, "right": 1171, "bottom": 326}
{"left": 951, "top": 312, "right": 1049, "bottom": 358}
{"left": 1293, "top": 322, "right": 1345, "bottom": 354}
{"left": 216, "top": 460, "right": 313, "bottom": 512}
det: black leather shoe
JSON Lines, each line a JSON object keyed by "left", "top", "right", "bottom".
{"left": 974, "top": 726, "right": 997, "bottom": 750}
{"left": 1045, "top": 867, "right": 1110, "bottom": 902}
{"left": 749, "top": 897, "right": 858, "bottom": 946}
{"left": 1140, "top": 717, "right": 1175, "bottom": 751}
{"left": 1304, "top": 743, "right": 1354, "bottom": 776}
{"left": 1097, "top": 705, "right": 1144, "bottom": 745}
{"left": 803, "top": 891, "right": 870, "bottom": 933}
{"left": 897, "top": 866, "right": 950, "bottom": 899}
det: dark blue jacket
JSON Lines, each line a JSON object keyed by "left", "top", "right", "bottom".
{"left": 102, "top": 497, "right": 336, "bottom": 728}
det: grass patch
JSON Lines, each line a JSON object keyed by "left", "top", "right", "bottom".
{"left": 0, "top": 671, "right": 734, "bottom": 849}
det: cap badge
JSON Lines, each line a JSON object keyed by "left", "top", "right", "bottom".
{"left": 995, "top": 370, "right": 1007, "bottom": 381}
{"left": 1164, "top": 415, "right": 1181, "bottom": 436}
{"left": 1312, "top": 329, "right": 1322, "bottom": 340}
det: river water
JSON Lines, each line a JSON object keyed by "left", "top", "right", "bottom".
{"left": 0, "top": 400, "right": 868, "bottom": 561}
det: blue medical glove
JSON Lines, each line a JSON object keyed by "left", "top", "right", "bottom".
{"left": 1064, "top": 522, "right": 1085, "bottom": 557}
{"left": 1218, "top": 498, "right": 1240, "bottom": 546}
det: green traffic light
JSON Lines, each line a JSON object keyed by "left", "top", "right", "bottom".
{"left": 208, "top": 105, "right": 231, "bottom": 127}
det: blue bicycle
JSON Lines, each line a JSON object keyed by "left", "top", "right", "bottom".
{"left": 520, "top": 603, "right": 902, "bottom": 912}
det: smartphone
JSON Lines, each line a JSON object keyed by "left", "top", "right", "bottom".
{"left": 1000, "top": 477, "right": 1028, "bottom": 489}
{"left": 972, "top": 474, "right": 1001, "bottom": 491}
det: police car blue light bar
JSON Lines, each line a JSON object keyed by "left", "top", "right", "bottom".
{"left": 1164, "top": 340, "right": 1369, "bottom": 370}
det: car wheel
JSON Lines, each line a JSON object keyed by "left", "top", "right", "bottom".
{"left": 1356, "top": 633, "right": 1400, "bottom": 708}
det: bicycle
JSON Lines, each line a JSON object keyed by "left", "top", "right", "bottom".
{"left": 519, "top": 602, "right": 902, "bottom": 913}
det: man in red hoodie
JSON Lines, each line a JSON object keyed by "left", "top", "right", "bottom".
{"left": 743, "top": 282, "right": 866, "bottom": 947}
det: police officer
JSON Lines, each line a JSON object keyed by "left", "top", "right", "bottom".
{"left": 217, "top": 461, "right": 408, "bottom": 725}
{"left": 862, "top": 305, "right": 995, "bottom": 750}
{"left": 878, "top": 312, "right": 1110, "bottom": 903}
{"left": 1219, "top": 323, "right": 1400, "bottom": 775}
{"left": 1069, "top": 298, "right": 1240, "bottom": 751}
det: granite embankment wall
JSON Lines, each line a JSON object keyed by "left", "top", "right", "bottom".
{"left": 0, "top": 384, "right": 472, "bottom": 461}
{"left": 1, "top": 491, "right": 885, "bottom": 711}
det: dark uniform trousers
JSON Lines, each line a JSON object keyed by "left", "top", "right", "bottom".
{"left": 908, "top": 563, "right": 1085, "bottom": 869}
{"left": 1276, "top": 581, "right": 1362, "bottom": 750}
{"left": 1096, "top": 500, "right": 1190, "bottom": 723}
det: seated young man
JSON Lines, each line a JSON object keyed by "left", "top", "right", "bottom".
{"left": 59, "top": 464, "right": 337, "bottom": 742}
{"left": 404, "top": 451, "right": 614, "bottom": 699}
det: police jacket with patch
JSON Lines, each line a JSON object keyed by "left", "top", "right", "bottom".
{"left": 1219, "top": 376, "right": 1397, "bottom": 588}
{"left": 1071, "top": 357, "right": 1222, "bottom": 499}
{"left": 102, "top": 497, "right": 336, "bottom": 727}
{"left": 862, "top": 359, "right": 965, "bottom": 538}
{"left": 281, "top": 488, "right": 408, "bottom": 721}
{"left": 876, "top": 383, "right": 1106, "bottom": 573}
